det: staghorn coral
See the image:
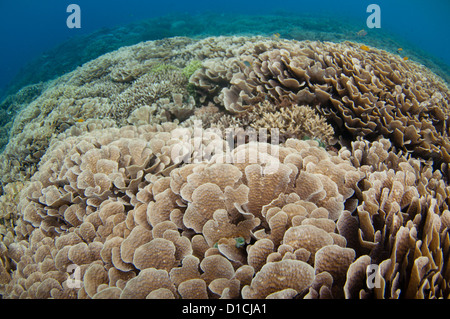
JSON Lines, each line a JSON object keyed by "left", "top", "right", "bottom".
{"left": 180, "top": 102, "right": 226, "bottom": 129}
{"left": 125, "top": 91, "right": 196, "bottom": 127}
{"left": 110, "top": 68, "right": 190, "bottom": 125}
{"left": 195, "top": 100, "right": 336, "bottom": 145}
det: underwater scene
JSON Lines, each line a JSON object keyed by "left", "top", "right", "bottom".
{"left": 0, "top": 0, "right": 449, "bottom": 301}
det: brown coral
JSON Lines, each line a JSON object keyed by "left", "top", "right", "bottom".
{"left": 191, "top": 39, "right": 450, "bottom": 163}
{"left": 1, "top": 121, "right": 366, "bottom": 299}
{"left": 250, "top": 102, "right": 336, "bottom": 144}
{"left": 338, "top": 137, "right": 450, "bottom": 299}
{"left": 2, "top": 35, "right": 450, "bottom": 300}
{"left": 241, "top": 259, "right": 315, "bottom": 299}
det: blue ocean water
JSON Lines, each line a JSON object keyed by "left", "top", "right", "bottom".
{"left": 0, "top": 0, "right": 449, "bottom": 97}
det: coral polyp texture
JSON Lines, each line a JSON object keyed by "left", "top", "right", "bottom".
{"left": 0, "top": 36, "right": 450, "bottom": 299}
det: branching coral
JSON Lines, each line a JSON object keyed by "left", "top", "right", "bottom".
{"left": 0, "top": 38, "right": 200, "bottom": 186}
{"left": 110, "top": 68, "right": 189, "bottom": 125}
{"left": 249, "top": 101, "right": 335, "bottom": 144}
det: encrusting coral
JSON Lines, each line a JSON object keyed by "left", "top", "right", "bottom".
{"left": 1, "top": 35, "right": 450, "bottom": 299}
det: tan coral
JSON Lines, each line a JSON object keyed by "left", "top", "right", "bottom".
{"left": 179, "top": 163, "right": 243, "bottom": 202}
{"left": 120, "top": 268, "right": 177, "bottom": 299}
{"left": 244, "top": 163, "right": 293, "bottom": 220}
{"left": 146, "top": 288, "right": 176, "bottom": 299}
{"left": 241, "top": 259, "right": 315, "bottom": 299}
{"left": 338, "top": 138, "right": 450, "bottom": 299}
{"left": 191, "top": 39, "right": 450, "bottom": 163}
{"left": 282, "top": 225, "right": 334, "bottom": 264}
{"left": 314, "top": 245, "right": 355, "bottom": 296}
{"left": 200, "top": 255, "right": 235, "bottom": 285}
{"left": 169, "top": 255, "right": 202, "bottom": 288}
{"left": 247, "top": 239, "right": 274, "bottom": 273}
{"left": 202, "top": 209, "right": 260, "bottom": 247}
{"left": 133, "top": 238, "right": 177, "bottom": 272}
{"left": 183, "top": 183, "right": 228, "bottom": 233}
{"left": 83, "top": 264, "right": 109, "bottom": 298}
{"left": 178, "top": 278, "right": 209, "bottom": 299}
{"left": 120, "top": 225, "right": 153, "bottom": 264}
{"left": 250, "top": 102, "right": 335, "bottom": 144}
{"left": 2, "top": 35, "right": 450, "bottom": 300}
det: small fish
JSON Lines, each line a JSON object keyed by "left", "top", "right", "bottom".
{"left": 397, "top": 48, "right": 403, "bottom": 51}
{"left": 360, "top": 45, "right": 370, "bottom": 51}
{"left": 403, "top": 56, "right": 409, "bottom": 61}
{"left": 243, "top": 60, "right": 252, "bottom": 68}
{"left": 76, "top": 119, "right": 85, "bottom": 123}
{"left": 357, "top": 29, "right": 368, "bottom": 37}
{"left": 273, "top": 33, "right": 280, "bottom": 39}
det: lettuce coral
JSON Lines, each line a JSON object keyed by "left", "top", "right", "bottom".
{"left": 190, "top": 39, "right": 450, "bottom": 164}
{"left": 1, "top": 35, "right": 450, "bottom": 300}
{"left": 0, "top": 122, "right": 366, "bottom": 298}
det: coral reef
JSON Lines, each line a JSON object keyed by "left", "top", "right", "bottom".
{"left": 0, "top": 122, "right": 365, "bottom": 298}
{"left": 339, "top": 138, "right": 450, "bottom": 298}
{"left": 191, "top": 40, "right": 450, "bottom": 163}
{"left": 0, "top": 38, "right": 197, "bottom": 185}
{"left": 0, "top": 35, "right": 450, "bottom": 299}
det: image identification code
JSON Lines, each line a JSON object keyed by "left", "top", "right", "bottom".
{"left": 182, "top": 303, "right": 266, "bottom": 316}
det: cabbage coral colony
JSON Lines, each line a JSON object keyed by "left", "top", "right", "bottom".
{"left": 0, "top": 36, "right": 450, "bottom": 299}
